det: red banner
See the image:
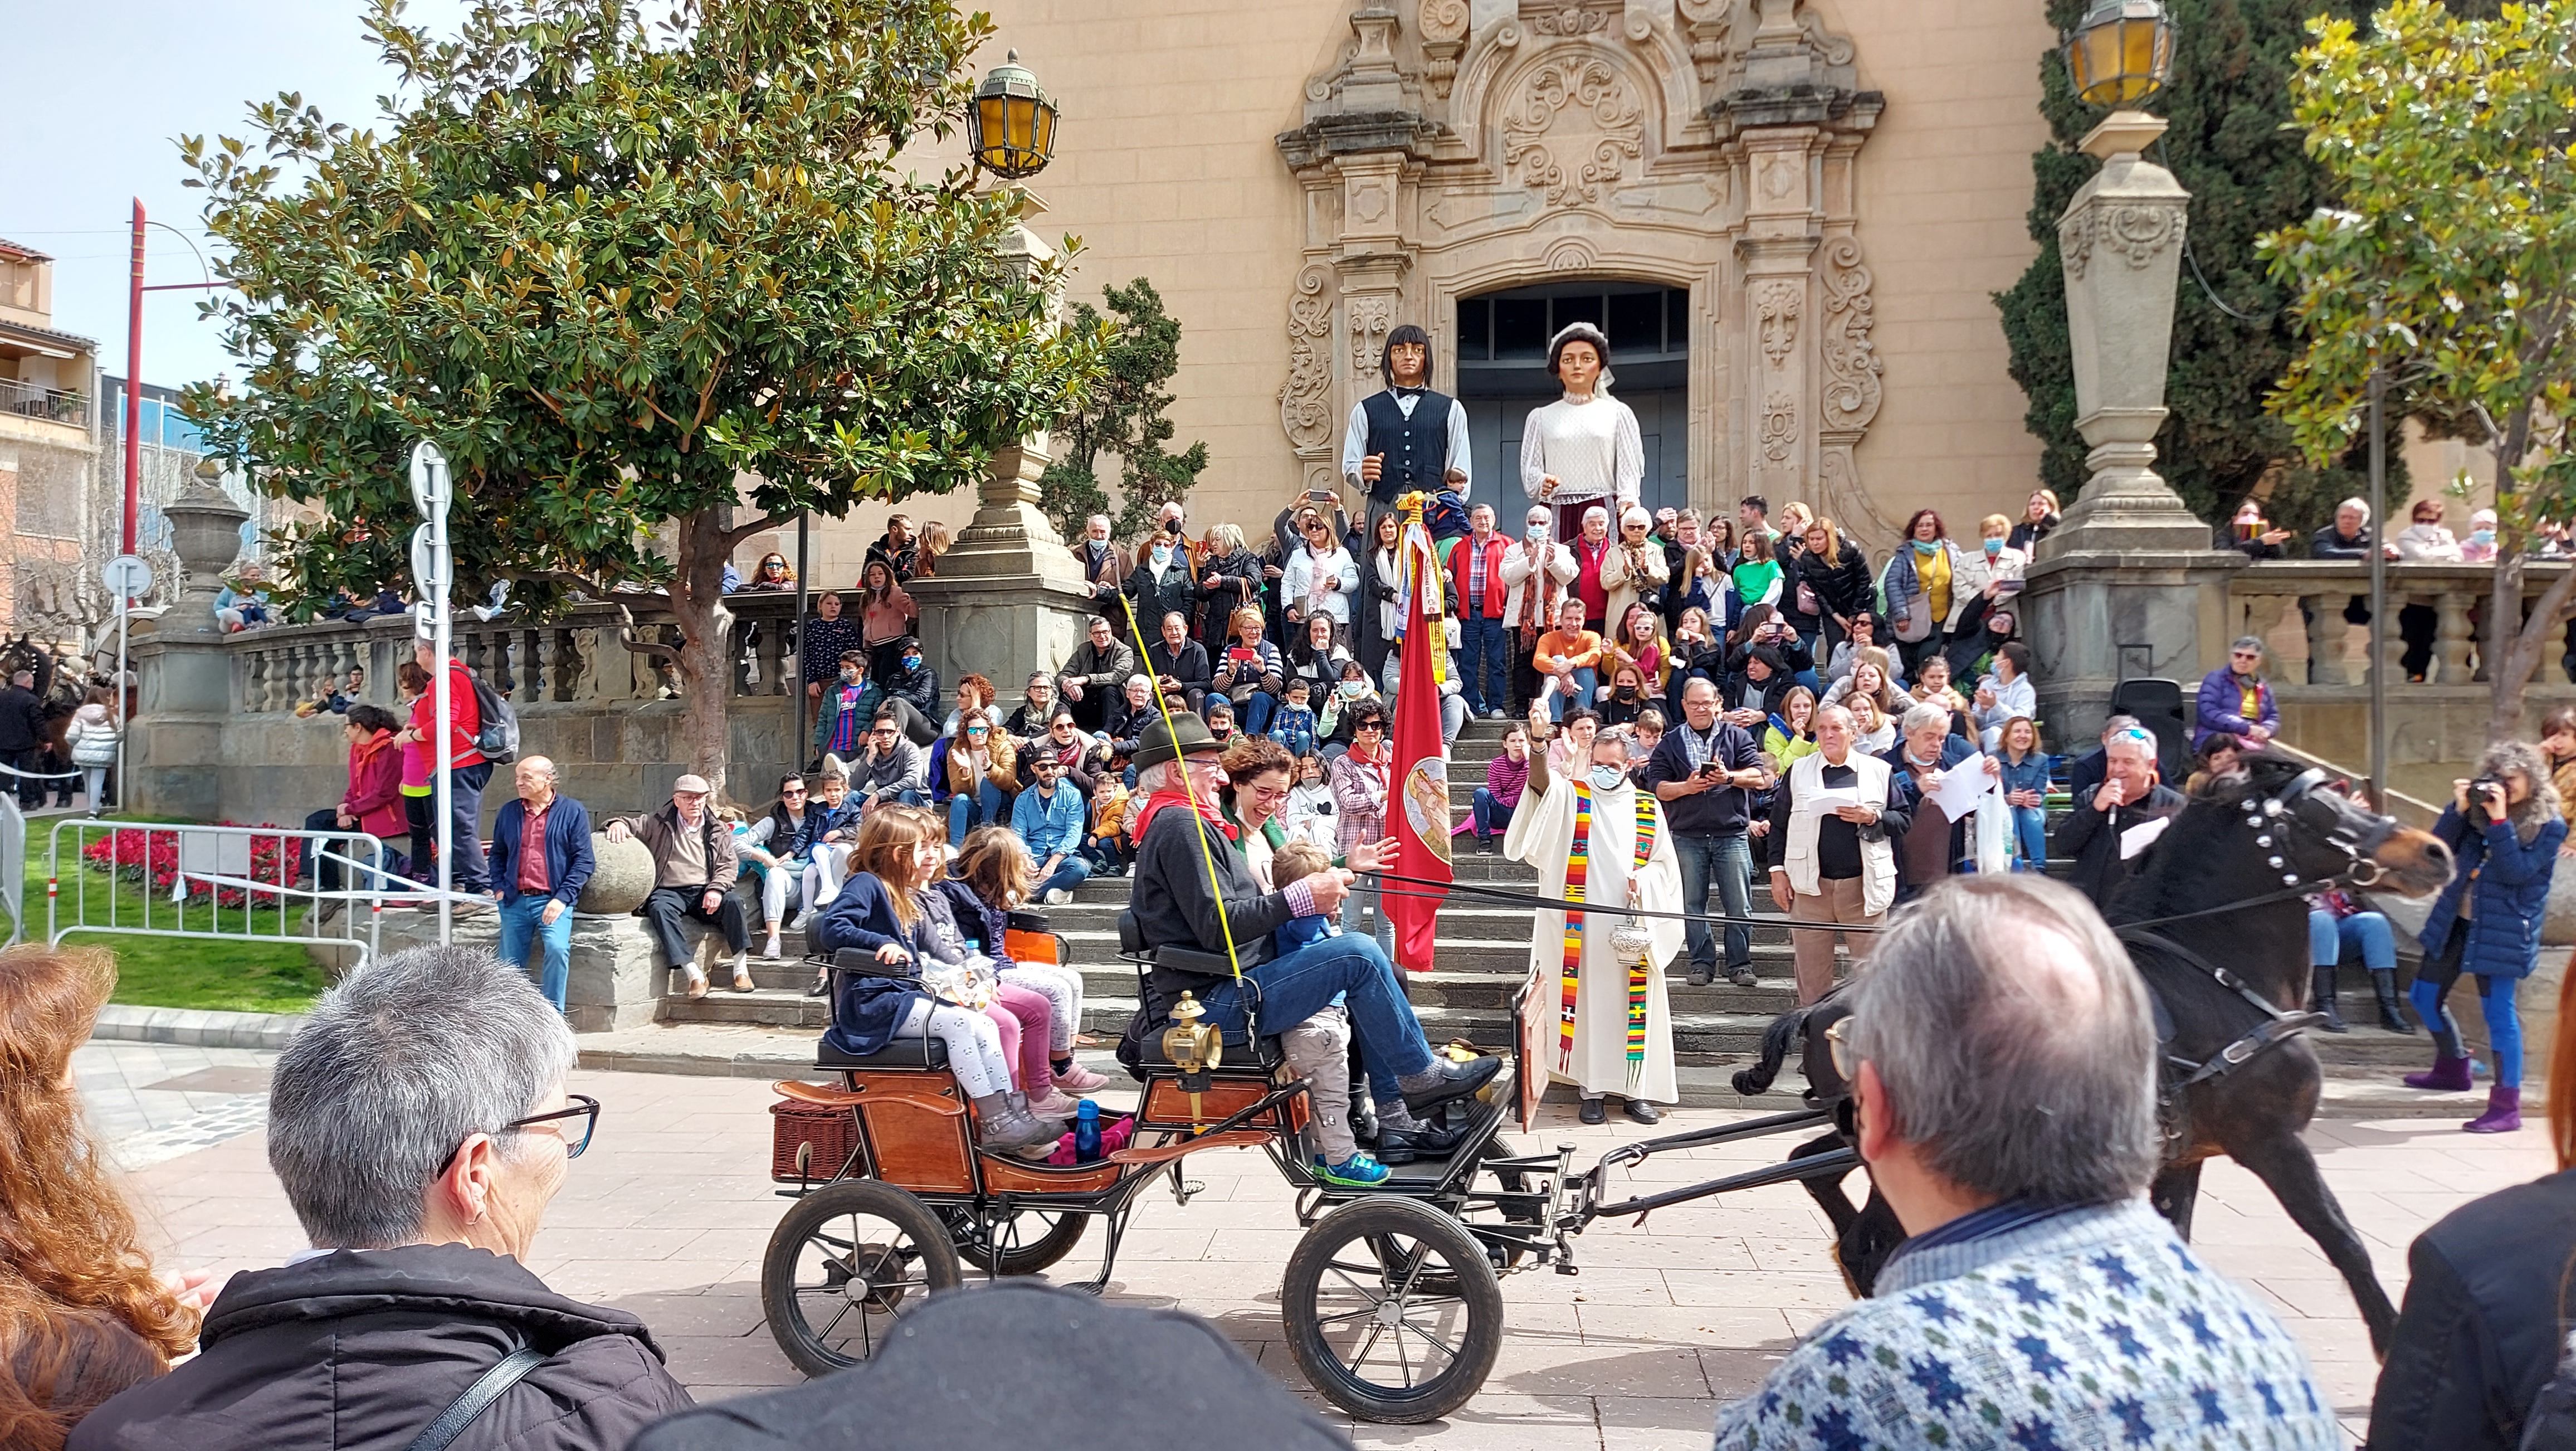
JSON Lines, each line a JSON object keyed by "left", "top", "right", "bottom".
{"left": 1386, "top": 505, "right": 1453, "bottom": 975}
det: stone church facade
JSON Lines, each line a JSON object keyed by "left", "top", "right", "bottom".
{"left": 849, "top": 0, "right": 2063, "bottom": 563}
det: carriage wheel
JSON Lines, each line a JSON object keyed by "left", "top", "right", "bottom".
{"left": 1281, "top": 1197, "right": 1504, "bottom": 1424}
{"left": 944, "top": 1205, "right": 1089, "bottom": 1275}
{"left": 762, "top": 1180, "right": 962, "bottom": 1378}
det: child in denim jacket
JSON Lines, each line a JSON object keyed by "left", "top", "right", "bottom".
{"left": 1270, "top": 678, "right": 1320, "bottom": 758}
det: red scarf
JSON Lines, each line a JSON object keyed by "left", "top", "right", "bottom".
{"left": 1134, "top": 787, "right": 1240, "bottom": 844}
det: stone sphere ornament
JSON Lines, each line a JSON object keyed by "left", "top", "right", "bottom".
{"left": 578, "top": 834, "right": 656, "bottom": 915}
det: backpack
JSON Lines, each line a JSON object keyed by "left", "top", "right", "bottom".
{"left": 469, "top": 671, "right": 519, "bottom": 764}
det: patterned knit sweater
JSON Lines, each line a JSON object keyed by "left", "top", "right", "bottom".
{"left": 1711, "top": 1199, "right": 2338, "bottom": 1450}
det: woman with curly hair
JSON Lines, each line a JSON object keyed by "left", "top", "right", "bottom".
{"left": 0, "top": 947, "right": 204, "bottom": 1449}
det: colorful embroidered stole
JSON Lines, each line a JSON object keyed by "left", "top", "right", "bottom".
{"left": 1559, "top": 785, "right": 1661, "bottom": 1082}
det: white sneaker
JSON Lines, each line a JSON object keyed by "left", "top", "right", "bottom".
{"left": 1042, "top": 888, "right": 1074, "bottom": 905}
{"left": 762, "top": 932, "right": 782, "bottom": 960}
{"left": 782, "top": 910, "right": 806, "bottom": 933}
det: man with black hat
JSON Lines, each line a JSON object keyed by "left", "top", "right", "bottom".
{"left": 1126, "top": 713, "right": 1500, "bottom": 1137}
{"left": 1341, "top": 324, "right": 1470, "bottom": 538}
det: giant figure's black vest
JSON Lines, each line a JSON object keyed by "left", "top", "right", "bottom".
{"left": 1360, "top": 388, "right": 1454, "bottom": 503}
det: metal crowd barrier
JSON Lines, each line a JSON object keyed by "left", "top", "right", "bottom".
{"left": 40, "top": 819, "right": 462, "bottom": 968}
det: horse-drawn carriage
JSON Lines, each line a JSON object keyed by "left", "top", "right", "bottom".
{"left": 757, "top": 753, "right": 2455, "bottom": 1420}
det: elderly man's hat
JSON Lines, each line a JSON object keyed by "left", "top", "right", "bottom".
{"left": 1132, "top": 712, "right": 1221, "bottom": 773}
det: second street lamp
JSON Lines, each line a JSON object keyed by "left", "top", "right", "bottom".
{"left": 968, "top": 50, "right": 1058, "bottom": 180}
{"left": 2063, "top": 0, "right": 2178, "bottom": 108}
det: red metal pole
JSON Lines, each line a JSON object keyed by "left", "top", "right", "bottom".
{"left": 123, "top": 198, "right": 144, "bottom": 557}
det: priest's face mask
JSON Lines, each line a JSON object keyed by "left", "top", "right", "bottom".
{"left": 1588, "top": 738, "right": 1631, "bottom": 791}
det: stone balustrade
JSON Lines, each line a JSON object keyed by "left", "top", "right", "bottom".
{"left": 219, "top": 591, "right": 809, "bottom": 715}
{"left": 2228, "top": 559, "right": 2576, "bottom": 689}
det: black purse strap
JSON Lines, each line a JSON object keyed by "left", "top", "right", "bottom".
{"left": 404, "top": 1340, "right": 547, "bottom": 1451}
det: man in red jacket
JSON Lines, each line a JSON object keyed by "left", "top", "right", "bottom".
{"left": 398, "top": 637, "right": 492, "bottom": 904}
{"left": 1448, "top": 503, "right": 1513, "bottom": 722}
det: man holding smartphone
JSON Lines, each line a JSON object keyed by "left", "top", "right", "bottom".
{"left": 1640, "top": 677, "right": 1770, "bottom": 987}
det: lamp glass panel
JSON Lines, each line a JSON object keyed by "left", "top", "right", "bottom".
{"left": 1031, "top": 104, "right": 1056, "bottom": 160}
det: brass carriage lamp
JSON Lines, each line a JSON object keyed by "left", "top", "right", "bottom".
{"left": 1162, "top": 992, "right": 1223, "bottom": 1129}
{"left": 2062, "top": 0, "right": 2177, "bottom": 108}
{"left": 968, "top": 50, "right": 1058, "bottom": 181}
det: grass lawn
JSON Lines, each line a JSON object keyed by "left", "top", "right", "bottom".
{"left": 25, "top": 815, "right": 331, "bottom": 1016}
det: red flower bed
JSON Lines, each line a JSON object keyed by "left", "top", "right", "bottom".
{"left": 81, "top": 824, "right": 305, "bottom": 908}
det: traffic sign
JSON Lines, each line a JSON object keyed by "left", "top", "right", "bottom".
{"left": 103, "top": 554, "right": 154, "bottom": 599}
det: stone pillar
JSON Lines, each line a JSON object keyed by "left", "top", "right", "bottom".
{"left": 129, "top": 479, "right": 250, "bottom": 820}
{"left": 2021, "top": 112, "right": 2241, "bottom": 749}
{"left": 906, "top": 188, "right": 1103, "bottom": 712}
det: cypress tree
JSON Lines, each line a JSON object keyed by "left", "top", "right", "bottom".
{"left": 1994, "top": 0, "right": 2390, "bottom": 539}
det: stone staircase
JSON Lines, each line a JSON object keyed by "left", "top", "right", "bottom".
{"left": 634, "top": 715, "right": 2450, "bottom": 1110}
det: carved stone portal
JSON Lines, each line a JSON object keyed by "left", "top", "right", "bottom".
{"left": 1275, "top": 0, "right": 1896, "bottom": 544}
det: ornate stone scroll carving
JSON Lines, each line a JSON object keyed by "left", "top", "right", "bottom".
{"left": 1530, "top": 3, "right": 1612, "bottom": 35}
{"left": 1502, "top": 57, "right": 1645, "bottom": 208}
{"left": 1421, "top": 0, "right": 1470, "bottom": 98}
{"left": 1279, "top": 264, "right": 1337, "bottom": 451}
{"left": 1754, "top": 282, "right": 1802, "bottom": 369}
{"left": 1817, "top": 237, "right": 1881, "bottom": 431}
{"left": 1348, "top": 295, "right": 1396, "bottom": 373}
{"left": 2060, "top": 204, "right": 2185, "bottom": 280}
{"left": 1760, "top": 391, "right": 1798, "bottom": 464}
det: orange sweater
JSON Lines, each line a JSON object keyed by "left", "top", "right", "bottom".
{"left": 1534, "top": 628, "right": 1603, "bottom": 674}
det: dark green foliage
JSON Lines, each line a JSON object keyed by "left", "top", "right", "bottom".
{"left": 1993, "top": 0, "right": 2383, "bottom": 541}
{"left": 1037, "top": 276, "right": 1208, "bottom": 542}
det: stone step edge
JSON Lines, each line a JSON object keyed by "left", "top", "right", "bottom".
{"left": 91, "top": 1004, "right": 306, "bottom": 1051}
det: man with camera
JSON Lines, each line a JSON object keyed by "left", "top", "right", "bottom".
{"left": 1642, "top": 676, "right": 1771, "bottom": 988}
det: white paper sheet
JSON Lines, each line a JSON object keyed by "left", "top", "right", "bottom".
{"left": 2120, "top": 815, "right": 2172, "bottom": 860}
{"left": 1927, "top": 754, "right": 1996, "bottom": 821}
{"left": 1802, "top": 785, "right": 1862, "bottom": 813}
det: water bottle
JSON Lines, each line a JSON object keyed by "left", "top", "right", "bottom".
{"left": 1072, "top": 1099, "right": 1103, "bottom": 1164}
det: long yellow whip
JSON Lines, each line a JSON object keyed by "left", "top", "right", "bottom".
{"left": 1119, "top": 566, "right": 1246, "bottom": 989}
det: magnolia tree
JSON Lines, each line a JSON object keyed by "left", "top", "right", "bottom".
{"left": 182, "top": 0, "right": 1107, "bottom": 796}
{"left": 2263, "top": 0, "right": 2576, "bottom": 740}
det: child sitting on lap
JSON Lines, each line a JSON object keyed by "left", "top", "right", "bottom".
{"left": 1264, "top": 841, "right": 1387, "bottom": 1188}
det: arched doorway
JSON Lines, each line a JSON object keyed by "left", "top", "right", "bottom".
{"left": 1454, "top": 280, "right": 1691, "bottom": 532}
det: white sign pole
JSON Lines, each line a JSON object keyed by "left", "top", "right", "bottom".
{"left": 409, "top": 443, "right": 455, "bottom": 947}
{"left": 101, "top": 554, "right": 153, "bottom": 817}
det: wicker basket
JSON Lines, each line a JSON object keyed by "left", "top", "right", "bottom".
{"left": 769, "top": 1098, "right": 859, "bottom": 1183}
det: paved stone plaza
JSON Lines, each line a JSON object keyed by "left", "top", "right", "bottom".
{"left": 85, "top": 1041, "right": 2546, "bottom": 1448}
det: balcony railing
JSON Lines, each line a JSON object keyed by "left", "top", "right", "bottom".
{"left": 2228, "top": 558, "right": 2576, "bottom": 688}
{"left": 0, "top": 377, "right": 87, "bottom": 427}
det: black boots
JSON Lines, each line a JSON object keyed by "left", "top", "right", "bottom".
{"left": 2372, "top": 968, "right": 2414, "bottom": 1034}
{"left": 2310, "top": 966, "right": 2348, "bottom": 1034}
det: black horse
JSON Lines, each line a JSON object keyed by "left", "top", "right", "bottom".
{"left": 1731, "top": 750, "right": 2453, "bottom": 1355}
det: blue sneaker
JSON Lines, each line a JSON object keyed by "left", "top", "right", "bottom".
{"left": 1315, "top": 1152, "right": 1391, "bottom": 1187}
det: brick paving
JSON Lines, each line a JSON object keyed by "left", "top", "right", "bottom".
{"left": 92, "top": 1047, "right": 2549, "bottom": 1447}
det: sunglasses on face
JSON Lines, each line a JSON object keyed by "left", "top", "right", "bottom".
{"left": 782, "top": 787, "right": 807, "bottom": 796}
{"left": 967, "top": 727, "right": 989, "bottom": 736}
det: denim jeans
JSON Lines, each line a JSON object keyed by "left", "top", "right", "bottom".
{"left": 1673, "top": 831, "right": 1753, "bottom": 973}
{"left": 947, "top": 781, "right": 1009, "bottom": 849}
{"left": 1196, "top": 934, "right": 1434, "bottom": 1103}
{"left": 1457, "top": 614, "right": 1509, "bottom": 715}
{"left": 1546, "top": 667, "right": 1599, "bottom": 722}
{"left": 1239, "top": 690, "right": 1277, "bottom": 735}
{"left": 2308, "top": 909, "right": 2396, "bottom": 971}
{"left": 1036, "top": 855, "right": 1094, "bottom": 898}
{"left": 2011, "top": 805, "right": 2048, "bottom": 870}
{"left": 1471, "top": 787, "right": 1516, "bottom": 840}
{"left": 497, "top": 894, "right": 575, "bottom": 1010}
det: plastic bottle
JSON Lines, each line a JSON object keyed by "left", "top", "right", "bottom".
{"left": 1072, "top": 1099, "right": 1103, "bottom": 1163}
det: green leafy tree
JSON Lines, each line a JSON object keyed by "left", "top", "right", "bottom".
{"left": 183, "top": 0, "right": 1107, "bottom": 796}
{"left": 1995, "top": 0, "right": 2379, "bottom": 535}
{"left": 2264, "top": 0, "right": 2576, "bottom": 739}
{"left": 1035, "top": 276, "right": 1206, "bottom": 542}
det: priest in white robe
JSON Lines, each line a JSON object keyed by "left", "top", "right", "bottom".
{"left": 1520, "top": 322, "right": 1645, "bottom": 546}
{"left": 1505, "top": 728, "right": 1681, "bottom": 1123}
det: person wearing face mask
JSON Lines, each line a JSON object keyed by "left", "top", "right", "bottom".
{"left": 1125, "top": 527, "right": 1198, "bottom": 644}
{"left": 1521, "top": 323, "right": 1643, "bottom": 546}
{"left": 2461, "top": 507, "right": 2501, "bottom": 564}
{"left": 874, "top": 636, "right": 941, "bottom": 748}
{"left": 1505, "top": 729, "right": 1682, "bottom": 1124}
{"left": 1598, "top": 505, "right": 1671, "bottom": 634}
{"left": 1501, "top": 505, "right": 1578, "bottom": 715}
{"left": 1074, "top": 514, "right": 1133, "bottom": 631}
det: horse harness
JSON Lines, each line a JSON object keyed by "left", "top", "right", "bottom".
{"left": 2119, "top": 766, "right": 2402, "bottom": 1117}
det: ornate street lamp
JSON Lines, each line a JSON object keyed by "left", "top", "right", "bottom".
{"left": 968, "top": 50, "right": 1058, "bottom": 180}
{"left": 2063, "top": 0, "right": 2177, "bottom": 108}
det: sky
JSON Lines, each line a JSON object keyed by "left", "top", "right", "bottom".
{"left": 1, "top": 0, "right": 468, "bottom": 391}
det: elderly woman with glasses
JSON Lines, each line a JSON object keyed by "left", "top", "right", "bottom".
{"left": 72, "top": 946, "right": 691, "bottom": 1451}
{"left": 2194, "top": 636, "right": 2279, "bottom": 751}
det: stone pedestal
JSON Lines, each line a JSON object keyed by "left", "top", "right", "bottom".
{"left": 130, "top": 483, "right": 251, "bottom": 820}
{"left": 2021, "top": 110, "right": 2240, "bottom": 750}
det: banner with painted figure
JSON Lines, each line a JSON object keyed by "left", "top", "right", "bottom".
{"left": 1387, "top": 493, "right": 1452, "bottom": 976}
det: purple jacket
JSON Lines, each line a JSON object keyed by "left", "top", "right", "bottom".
{"left": 2193, "top": 666, "right": 2278, "bottom": 749}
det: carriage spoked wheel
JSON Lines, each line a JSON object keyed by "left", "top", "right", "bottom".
{"left": 762, "top": 1180, "right": 963, "bottom": 1377}
{"left": 1281, "top": 1197, "right": 1504, "bottom": 1424}
{"left": 942, "top": 1204, "right": 1089, "bottom": 1275}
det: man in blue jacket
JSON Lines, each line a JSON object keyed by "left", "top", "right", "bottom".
{"left": 2194, "top": 636, "right": 2279, "bottom": 749}
{"left": 488, "top": 755, "right": 597, "bottom": 1012}
{"left": 1011, "top": 751, "right": 1092, "bottom": 904}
